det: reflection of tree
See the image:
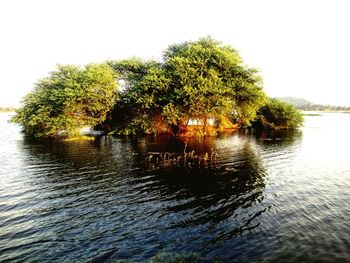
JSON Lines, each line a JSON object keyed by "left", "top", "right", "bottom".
{"left": 20, "top": 134, "right": 269, "bottom": 259}
{"left": 20, "top": 136, "right": 142, "bottom": 198}
{"left": 138, "top": 138, "right": 268, "bottom": 245}
{"left": 17, "top": 136, "right": 149, "bottom": 262}
{"left": 23, "top": 135, "right": 267, "bottom": 230}
{"left": 23, "top": 136, "right": 135, "bottom": 168}
{"left": 251, "top": 128, "right": 302, "bottom": 147}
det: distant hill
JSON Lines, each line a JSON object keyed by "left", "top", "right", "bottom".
{"left": 275, "top": 97, "right": 350, "bottom": 111}
{"left": 275, "top": 97, "right": 313, "bottom": 107}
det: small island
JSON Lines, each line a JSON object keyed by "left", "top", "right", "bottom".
{"left": 11, "top": 37, "right": 303, "bottom": 138}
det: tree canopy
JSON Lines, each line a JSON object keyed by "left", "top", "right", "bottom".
{"left": 108, "top": 37, "right": 267, "bottom": 135}
{"left": 164, "top": 38, "right": 266, "bottom": 127}
{"left": 12, "top": 64, "right": 118, "bottom": 137}
{"left": 12, "top": 37, "right": 303, "bottom": 138}
{"left": 253, "top": 98, "right": 304, "bottom": 129}
{"left": 106, "top": 58, "right": 170, "bottom": 134}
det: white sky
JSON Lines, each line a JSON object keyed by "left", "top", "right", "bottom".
{"left": 1, "top": 0, "right": 350, "bottom": 107}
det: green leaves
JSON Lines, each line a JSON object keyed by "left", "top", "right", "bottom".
{"left": 107, "top": 37, "right": 270, "bottom": 135}
{"left": 13, "top": 37, "right": 303, "bottom": 138}
{"left": 12, "top": 64, "right": 118, "bottom": 137}
{"left": 163, "top": 37, "right": 265, "bottom": 128}
{"left": 255, "top": 98, "right": 304, "bottom": 129}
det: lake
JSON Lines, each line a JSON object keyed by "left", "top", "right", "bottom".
{"left": 1, "top": 112, "right": 350, "bottom": 262}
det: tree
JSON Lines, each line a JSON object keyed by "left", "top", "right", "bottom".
{"left": 163, "top": 38, "right": 267, "bottom": 128}
{"left": 14, "top": 38, "right": 297, "bottom": 138}
{"left": 254, "top": 98, "right": 304, "bottom": 129}
{"left": 107, "top": 58, "right": 171, "bottom": 134}
{"left": 12, "top": 64, "right": 118, "bottom": 137}
{"left": 107, "top": 37, "right": 267, "bottom": 135}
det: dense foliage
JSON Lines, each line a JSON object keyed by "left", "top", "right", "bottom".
{"left": 12, "top": 37, "right": 304, "bottom": 138}
{"left": 254, "top": 98, "right": 304, "bottom": 129}
{"left": 163, "top": 38, "right": 266, "bottom": 127}
{"left": 107, "top": 58, "right": 170, "bottom": 134}
{"left": 108, "top": 37, "right": 267, "bottom": 135}
{"left": 12, "top": 64, "right": 118, "bottom": 137}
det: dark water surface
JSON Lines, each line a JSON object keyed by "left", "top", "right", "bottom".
{"left": 1, "top": 113, "right": 350, "bottom": 262}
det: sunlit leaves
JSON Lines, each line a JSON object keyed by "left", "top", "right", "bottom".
{"left": 108, "top": 37, "right": 268, "bottom": 134}
{"left": 163, "top": 36, "right": 265, "bottom": 128}
{"left": 13, "top": 37, "right": 303, "bottom": 137}
{"left": 255, "top": 98, "right": 304, "bottom": 129}
{"left": 12, "top": 64, "right": 118, "bottom": 137}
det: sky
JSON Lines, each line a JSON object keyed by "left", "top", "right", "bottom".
{"left": 1, "top": 0, "right": 350, "bottom": 107}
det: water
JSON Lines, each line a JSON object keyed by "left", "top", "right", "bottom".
{"left": 1, "top": 112, "right": 350, "bottom": 262}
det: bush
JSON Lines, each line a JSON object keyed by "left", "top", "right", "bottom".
{"left": 254, "top": 98, "right": 304, "bottom": 129}
{"left": 11, "top": 64, "right": 118, "bottom": 137}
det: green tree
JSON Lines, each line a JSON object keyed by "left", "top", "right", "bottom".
{"left": 163, "top": 37, "right": 266, "bottom": 129}
{"left": 254, "top": 98, "right": 304, "bottom": 129}
{"left": 108, "top": 37, "right": 266, "bottom": 135}
{"left": 12, "top": 64, "right": 118, "bottom": 137}
{"left": 107, "top": 58, "right": 171, "bottom": 134}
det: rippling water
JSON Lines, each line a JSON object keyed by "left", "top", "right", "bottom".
{"left": 1, "top": 112, "right": 350, "bottom": 262}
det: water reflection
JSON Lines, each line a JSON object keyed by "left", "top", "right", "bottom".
{"left": 2, "top": 133, "right": 270, "bottom": 262}
{"left": 148, "top": 141, "right": 267, "bottom": 226}
{"left": 4, "top": 113, "right": 350, "bottom": 262}
{"left": 126, "top": 135, "right": 269, "bottom": 257}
